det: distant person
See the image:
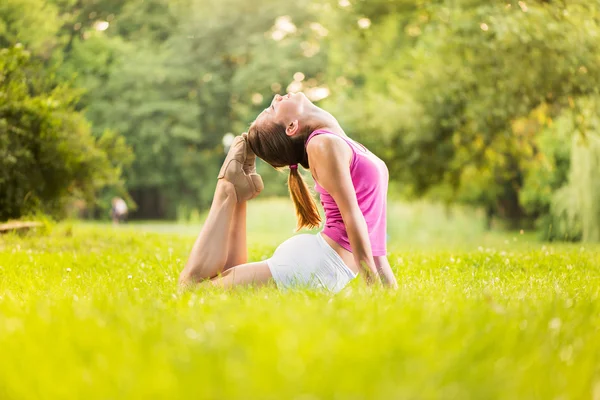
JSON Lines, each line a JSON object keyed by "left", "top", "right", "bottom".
{"left": 111, "top": 197, "right": 128, "bottom": 224}
{"left": 179, "top": 92, "right": 397, "bottom": 291}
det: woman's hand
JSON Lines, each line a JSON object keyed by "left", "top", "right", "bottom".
{"left": 375, "top": 256, "right": 398, "bottom": 289}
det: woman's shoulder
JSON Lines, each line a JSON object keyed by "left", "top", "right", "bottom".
{"left": 306, "top": 134, "right": 355, "bottom": 176}
{"left": 306, "top": 133, "right": 353, "bottom": 161}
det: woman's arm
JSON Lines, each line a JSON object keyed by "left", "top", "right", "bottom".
{"left": 374, "top": 256, "right": 398, "bottom": 289}
{"left": 307, "top": 135, "right": 381, "bottom": 285}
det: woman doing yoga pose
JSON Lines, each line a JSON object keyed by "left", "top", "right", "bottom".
{"left": 179, "top": 92, "right": 397, "bottom": 291}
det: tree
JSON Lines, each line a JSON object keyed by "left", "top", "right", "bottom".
{"left": 60, "top": 0, "right": 328, "bottom": 218}
{"left": 0, "top": 0, "right": 61, "bottom": 56}
{"left": 0, "top": 45, "right": 131, "bottom": 220}
{"left": 523, "top": 97, "right": 600, "bottom": 242}
{"left": 323, "top": 0, "right": 600, "bottom": 228}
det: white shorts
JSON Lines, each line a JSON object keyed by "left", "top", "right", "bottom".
{"left": 266, "top": 233, "right": 357, "bottom": 293}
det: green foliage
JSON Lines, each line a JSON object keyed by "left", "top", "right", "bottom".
{"left": 0, "top": 45, "right": 131, "bottom": 220}
{"left": 546, "top": 99, "right": 600, "bottom": 242}
{"left": 0, "top": 0, "right": 60, "bottom": 55}
{"left": 323, "top": 0, "right": 600, "bottom": 226}
{"left": 522, "top": 98, "right": 600, "bottom": 242}
{"left": 2, "top": 0, "right": 600, "bottom": 240}
{"left": 56, "top": 0, "right": 327, "bottom": 217}
{"left": 546, "top": 185, "right": 583, "bottom": 242}
{"left": 571, "top": 98, "right": 600, "bottom": 242}
{"left": 520, "top": 105, "right": 572, "bottom": 220}
{"left": 0, "top": 212, "right": 599, "bottom": 398}
{"left": 573, "top": 138, "right": 600, "bottom": 243}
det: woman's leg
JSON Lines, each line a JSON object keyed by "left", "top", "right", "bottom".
{"left": 179, "top": 188, "right": 272, "bottom": 289}
{"left": 178, "top": 180, "right": 238, "bottom": 286}
{"left": 179, "top": 134, "right": 263, "bottom": 288}
{"left": 223, "top": 201, "right": 248, "bottom": 270}
{"left": 223, "top": 132, "right": 259, "bottom": 270}
{"left": 210, "top": 261, "right": 273, "bottom": 288}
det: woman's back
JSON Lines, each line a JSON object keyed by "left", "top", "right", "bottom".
{"left": 306, "top": 129, "right": 389, "bottom": 256}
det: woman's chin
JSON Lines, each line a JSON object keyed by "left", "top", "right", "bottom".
{"left": 296, "top": 91, "right": 314, "bottom": 105}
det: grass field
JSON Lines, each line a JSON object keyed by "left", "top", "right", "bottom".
{"left": 1, "top": 199, "right": 599, "bottom": 399}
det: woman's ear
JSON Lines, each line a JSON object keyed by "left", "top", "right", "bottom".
{"left": 285, "top": 120, "right": 300, "bottom": 137}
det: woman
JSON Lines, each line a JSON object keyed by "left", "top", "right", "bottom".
{"left": 179, "top": 92, "right": 397, "bottom": 291}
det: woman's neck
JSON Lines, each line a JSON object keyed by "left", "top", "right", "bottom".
{"left": 304, "top": 105, "right": 345, "bottom": 137}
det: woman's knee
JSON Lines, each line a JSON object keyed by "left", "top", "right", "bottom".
{"left": 178, "top": 268, "right": 196, "bottom": 287}
{"left": 178, "top": 263, "right": 212, "bottom": 287}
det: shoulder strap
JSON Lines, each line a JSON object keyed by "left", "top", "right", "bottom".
{"left": 306, "top": 129, "right": 365, "bottom": 154}
{"left": 305, "top": 129, "right": 359, "bottom": 168}
{"left": 305, "top": 129, "right": 333, "bottom": 148}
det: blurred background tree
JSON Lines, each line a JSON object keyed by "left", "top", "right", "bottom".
{"left": 0, "top": 45, "right": 131, "bottom": 220}
{"left": 1, "top": 0, "right": 599, "bottom": 240}
{"left": 322, "top": 0, "right": 600, "bottom": 239}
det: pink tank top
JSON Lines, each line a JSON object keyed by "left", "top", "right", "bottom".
{"left": 305, "top": 129, "right": 389, "bottom": 256}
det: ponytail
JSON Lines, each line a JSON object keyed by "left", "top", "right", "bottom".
{"left": 288, "top": 167, "right": 321, "bottom": 231}
{"left": 246, "top": 119, "right": 321, "bottom": 230}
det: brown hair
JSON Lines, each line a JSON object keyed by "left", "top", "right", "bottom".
{"left": 247, "top": 120, "right": 322, "bottom": 230}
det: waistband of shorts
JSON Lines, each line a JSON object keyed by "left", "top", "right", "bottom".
{"left": 316, "top": 233, "right": 357, "bottom": 279}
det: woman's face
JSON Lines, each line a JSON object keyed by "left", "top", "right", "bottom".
{"left": 255, "top": 92, "right": 311, "bottom": 130}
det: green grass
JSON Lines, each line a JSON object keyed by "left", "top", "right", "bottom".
{"left": 1, "top": 199, "right": 599, "bottom": 399}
